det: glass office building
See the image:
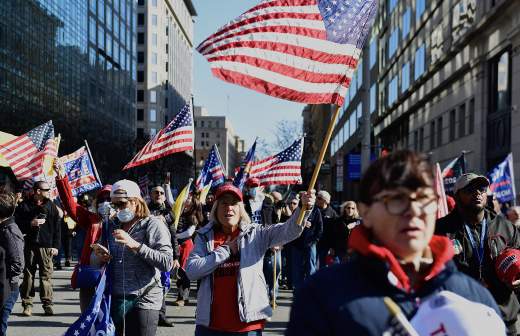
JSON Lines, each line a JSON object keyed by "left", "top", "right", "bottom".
{"left": 0, "top": 0, "right": 137, "bottom": 180}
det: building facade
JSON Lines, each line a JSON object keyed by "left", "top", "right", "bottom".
{"left": 327, "top": 0, "right": 520, "bottom": 202}
{"left": 193, "top": 106, "right": 245, "bottom": 177}
{"left": 0, "top": 0, "right": 137, "bottom": 181}
{"left": 135, "top": 0, "right": 196, "bottom": 139}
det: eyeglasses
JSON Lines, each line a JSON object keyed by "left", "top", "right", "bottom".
{"left": 111, "top": 201, "right": 129, "bottom": 209}
{"left": 38, "top": 188, "right": 51, "bottom": 192}
{"left": 372, "top": 193, "right": 437, "bottom": 216}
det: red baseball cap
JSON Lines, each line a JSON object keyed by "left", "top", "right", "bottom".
{"left": 96, "top": 185, "right": 112, "bottom": 199}
{"left": 215, "top": 183, "right": 243, "bottom": 201}
{"left": 495, "top": 248, "right": 520, "bottom": 285}
{"left": 246, "top": 178, "right": 261, "bottom": 188}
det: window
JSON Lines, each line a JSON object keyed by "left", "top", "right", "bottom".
{"left": 165, "top": 62, "right": 168, "bottom": 72}
{"left": 137, "top": 32, "right": 145, "bottom": 44}
{"left": 98, "top": 26, "right": 105, "bottom": 49}
{"left": 152, "top": 15, "right": 158, "bottom": 26}
{"left": 402, "top": 63, "right": 410, "bottom": 92}
{"left": 216, "top": 121, "right": 220, "bottom": 128}
{"left": 449, "top": 109, "right": 456, "bottom": 141}
{"left": 370, "top": 84, "right": 377, "bottom": 114}
{"left": 106, "top": 6, "right": 112, "bottom": 29}
{"left": 414, "top": 130, "right": 419, "bottom": 151}
{"left": 137, "top": 128, "right": 144, "bottom": 138}
{"left": 490, "top": 51, "right": 511, "bottom": 113}
{"left": 89, "top": 17, "right": 96, "bottom": 43}
{"left": 152, "top": 0, "right": 157, "bottom": 6}
{"left": 388, "top": 0, "right": 398, "bottom": 14}
{"left": 416, "top": 0, "right": 426, "bottom": 22}
{"left": 201, "top": 132, "right": 205, "bottom": 138}
{"left": 149, "top": 109, "right": 157, "bottom": 122}
{"left": 419, "top": 127, "right": 424, "bottom": 151}
{"left": 349, "top": 112, "right": 357, "bottom": 135}
{"left": 469, "top": 98, "right": 475, "bottom": 134}
{"left": 106, "top": 34, "right": 112, "bottom": 57}
{"left": 430, "top": 120, "right": 435, "bottom": 149}
{"left": 458, "top": 103, "right": 466, "bottom": 137}
{"left": 388, "top": 29, "right": 399, "bottom": 59}
{"left": 414, "top": 44, "right": 426, "bottom": 80}
{"left": 152, "top": 33, "right": 157, "bottom": 46}
{"left": 437, "top": 116, "right": 443, "bottom": 147}
{"left": 151, "top": 71, "right": 158, "bottom": 84}
{"left": 357, "top": 61, "right": 363, "bottom": 88}
{"left": 90, "top": 0, "right": 96, "bottom": 13}
{"left": 137, "top": 0, "right": 145, "bottom": 5}
{"left": 201, "top": 121, "right": 205, "bottom": 127}
{"left": 150, "top": 91, "right": 156, "bottom": 103}
{"left": 151, "top": 52, "right": 157, "bottom": 64}
{"left": 164, "top": 98, "right": 168, "bottom": 108}
{"left": 402, "top": 8, "right": 411, "bottom": 38}
{"left": 137, "top": 90, "right": 144, "bottom": 102}
{"left": 369, "top": 38, "right": 377, "bottom": 69}
{"left": 137, "top": 109, "right": 144, "bottom": 121}
{"left": 388, "top": 76, "right": 398, "bottom": 106}
{"left": 200, "top": 141, "right": 205, "bottom": 147}
{"left": 137, "top": 51, "right": 144, "bottom": 63}
{"left": 150, "top": 128, "right": 157, "bottom": 138}
{"left": 137, "top": 71, "right": 144, "bottom": 82}
{"left": 137, "top": 13, "right": 145, "bottom": 26}
{"left": 98, "top": 0, "right": 105, "bottom": 22}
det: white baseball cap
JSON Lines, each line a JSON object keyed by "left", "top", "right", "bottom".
{"left": 411, "top": 291, "right": 505, "bottom": 336}
{"left": 110, "top": 179, "right": 142, "bottom": 200}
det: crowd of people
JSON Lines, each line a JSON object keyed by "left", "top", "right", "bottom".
{"left": 0, "top": 150, "right": 519, "bottom": 335}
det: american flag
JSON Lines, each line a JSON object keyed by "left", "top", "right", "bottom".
{"left": 197, "top": 0, "right": 377, "bottom": 106}
{"left": 195, "top": 144, "right": 226, "bottom": 191}
{"left": 234, "top": 139, "right": 257, "bottom": 190}
{"left": 250, "top": 137, "right": 304, "bottom": 186}
{"left": 0, "top": 121, "right": 57, "bottom": 181}
{"left": 124, "top": 104, "right": 194, "bottom": 170}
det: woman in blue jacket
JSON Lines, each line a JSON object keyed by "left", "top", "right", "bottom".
{"left": 286, "top": 150, "right": 503, "bottom": 336}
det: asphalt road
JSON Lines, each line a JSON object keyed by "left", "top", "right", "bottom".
{"left": 6, "top": 267, "right": 291, "bottom": 336}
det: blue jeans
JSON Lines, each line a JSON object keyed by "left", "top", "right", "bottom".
{"left": 262, "top": 250, "right": 281, "bottom": 301}
{"left": 291, "top": 243, "right": 317, "bottom": 290}
{"left": 1, "top": 284, "right": 19, "bottom": 336}
{"left": 195, "top": 325, "right": 262, "bottom": 336}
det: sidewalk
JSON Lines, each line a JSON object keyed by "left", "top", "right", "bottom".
{"left": 7, "top": 268, "right": 292, "bottom": 336}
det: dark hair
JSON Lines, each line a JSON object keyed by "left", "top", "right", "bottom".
{"left": 359, "top": 150, "right": 434, "bottom": 204}
{"left": 33, "top": 181, "right": 48, "bottom": 191}
{"left": 0, "top": 192, "right": 17, "bottom": 219}
{"left": 184, "top": 196, "right": 204, "bottom": 228}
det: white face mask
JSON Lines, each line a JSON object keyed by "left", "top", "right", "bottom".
{"left": 117, "top": 208, "right": 135, "bottom": 223}
{"left": 97, "top": 202, "right": 112, "bottom": 217}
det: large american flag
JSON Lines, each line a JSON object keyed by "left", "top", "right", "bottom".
{"left": 0, "top": 121, "right": 57, "bottom": 181}
{"left": 197, "top": 0, "right": 377, "bottom": 106}
{"left": 195, "top": 144, "right": 226, "bottom": 191}
{"left": 250, "top": 137, "right": 304, "bottom": 186}
{"left": 124, "top": 104, "right": 194, "bottom": 170}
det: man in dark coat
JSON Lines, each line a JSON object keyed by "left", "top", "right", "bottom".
{"left": 436, "top": 173, "right": 520, "bottom": 335}
{"left": 15, "top": 181, "right": 60, "bottom": 316}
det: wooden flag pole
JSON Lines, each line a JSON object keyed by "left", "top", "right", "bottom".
{"left": 296, "top": 105, "right": 341, "bottom": 225}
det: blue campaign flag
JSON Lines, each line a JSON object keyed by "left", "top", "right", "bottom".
{"left": 488, "top": 153, "right": 517, "bottom": 203}
{"left": 61, "top": 146, "right": 102, "bottom": 197}
{"left": 234, "top": 139, "right": 257, "bottom": 190}
{"left": 195, "top": 144, "right": 226, "bottom": 191}
{"left": 63, "top": 269, "right": 115, "bottom": 336}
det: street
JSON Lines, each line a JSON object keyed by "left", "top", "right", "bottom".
{"left": 7, "top": 267, "right": 292, "bottom": 336}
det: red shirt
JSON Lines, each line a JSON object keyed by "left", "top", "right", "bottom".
{"left": 209, "top": 230, "right": 265, "bottom": 332}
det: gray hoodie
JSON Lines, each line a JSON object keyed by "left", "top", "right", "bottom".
{"left": 186, "top": 208, "right": 308, "bottom": 327}
{"left": 109, "top": 216, "right": 173, "bottom": 310}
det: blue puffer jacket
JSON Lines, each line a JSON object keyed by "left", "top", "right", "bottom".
{"left": 286, "top": 227, "right": 501, "bottom": 336}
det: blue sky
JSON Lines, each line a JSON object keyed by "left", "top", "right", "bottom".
{"left": 192, "top": 0, "right": 304, "bottom": 147}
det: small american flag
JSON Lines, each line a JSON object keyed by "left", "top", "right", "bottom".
{"left": 250, "top": 137, "right": 304, "bottom": 186}
{"left": 197, "top": 0, "right": 377, "bottom": 106}
{"left": 234, "top": 139, "right": 257, "bottom": 190}
{"left": 124, "top": 104, "right": 194, "bottom": 170}
{"left": 195, "top": 144, "right": 226, "bottom": 191}
{"left": 0, "top": 121, "right": 57, "bottom": 181}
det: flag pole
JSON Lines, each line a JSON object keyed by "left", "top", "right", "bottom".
{"left": 296, "top": 105, "right": 341, "bottom": 225}
{"left": 272, "top": 254, "right": 277, "bottom": 309}
{"left": 85, "top": 139, "right": 103, "bottom": 186}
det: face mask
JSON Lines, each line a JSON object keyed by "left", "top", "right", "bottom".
{"left": 249, "top": 188, "right": 258, "bottom": 198}
{"left": 97, "top": 202, "right": 112, "bottom": 217}
{"left": 117, "top": 208, "right": 135, "bottom": 223}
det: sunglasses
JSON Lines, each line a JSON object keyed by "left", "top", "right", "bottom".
{"left": 38, "top": 188, "right": 51, "bottom": 192}
{"left": 461, "top": 184, "right": 488, "bottom": 195}
{"left": 153, "top": 191, "right": 165, "bottom": 195}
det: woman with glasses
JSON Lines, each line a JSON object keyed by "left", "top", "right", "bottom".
{"left": 286, "top": 150, "right": 503, "bottom": 336}
{"left": 92, "top": 179, "right": 173, "bottom": 336}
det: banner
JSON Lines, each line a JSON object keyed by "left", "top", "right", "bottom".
{"left": 488, "top": 153, "right": 516, "bottom": 203}
{"left": 435, "top": 163, "right": 449, "bottom": 218}
{"left": 442, "top": 154, "right": 466, "bottom": 194}
{"left": 61, "top": 146, "right": 102, "bottom": 197}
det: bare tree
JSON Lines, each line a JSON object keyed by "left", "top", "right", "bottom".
{"left": 273, "top": 120, "right": 303, "bottom": 151}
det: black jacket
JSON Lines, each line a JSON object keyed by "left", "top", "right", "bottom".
{"left": 317, "top": 206, "right": 338, "bottom": 250}
{"left": 436, "top": 208, "right": 520, "bottom": 324}
{"left": 148, "top": 201, "right": 179, "bottom": 260}
{"left": 332, "top": 216, "right": 360, "bottom": 256}
{"left": 15, "top": 199, "right": 61, "bottom": 249}
{"left": 291, "top": 207, "right": 323, "bottom": 249}
{"left": 0, "top": 217, "right": 24, "bottom": 284}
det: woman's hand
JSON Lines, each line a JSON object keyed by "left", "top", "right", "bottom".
{"left": 301, "top": 190, "right": 316, "bottom": 209}
{"left": 53, "top": 159, "right": 66, "bottom": 178}
{"left": 113, "top": 229, "right": 141, "bottom": 251}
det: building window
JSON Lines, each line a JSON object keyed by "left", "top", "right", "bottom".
{"left": 388, "top": 0, "right": 398, "bottom": 14}
{"left": 430, "top": 120, "right": 435, "bottom": 149}
{"left": 370, "top": 83, "right": 377, "bottom": 114}
{"left": 165, "top": 62, "right": 168, "bottom": 72}
{"left": 490, "top": 50, "right": 511, "bottom": 114}
{"left": 419, "top": 127, "right": 424, "bottom": 151}
{"left": 152, "top": 33, "right": 157, "bottom": 46}
{"left": 98, "top": 26, "right": 105, "bottom": 49}
{"left": 200, "top": 141, "right": 205, "bottom": 147}
{"left": 137, "top": 71, "right": 144, "bottom": 82}
{"left": 137, "top": 128, "right": 144, "bottom": 138}
{"left": 98, "top": 0, "right": 105, "bottom": 22}
{"left": 208, "top": 121, "right": 212, "bottom": 128}
{"left": 414, "top": 44, "right": 426, "bottom": 80}
{"left": 388, "top": 28, "right": 399, "bottom": 59}
{"left": 414, "top": 130, "right": 419, "bottom": 151}
{"left": 137, "top": 13, "right": 145, "bottom": 26}
{"left": 201, "top": 121, "right": 205, "bottom": 127}
{"left": 437, "top": 116, "right": 443, "bottom": 147}
{"left": 150, "top": 91, "right": 157, "bottom": 103}
{"left": 402, "top": 8, "right": 411, "bottom": 38}
{"left": 152, "top": 0, "right": 157, "bottom": 6}
{"left": 201, "top": 132, "right": 205, "bottom": 138}
{"left": 388, "top": 76, "right": 398, "bottom": 106}
{"left": 90, "top": 0, "right": 96, "bottom": 13}
{"left": 349, "top": 112, "right": 357, "bottom": 135}
{"left": 149, "top": 109, "right": 157, "bottom": 122}
{"left": 151, "top": 52, "right": 157, "bottom": 64}
{"left": 151, "top": 71, "right": 158, "bottom": 84}
{"left": 449, "top": 109, "right": 456, "bottom": 141}
{"left": 458, "top": 103, "right": 466, "bottom": 137}
{"left": 137, "top": 0, "right": 145, "bottom": 5}
{"left": 164, "top": 97, "right": 168, "bottom": 108}
{"left": 369, "top": 38, "right": 377, "bottom": 69}
{"left": 137, "top": 32, "right": 145, "bottom": 44}
{"left": 137, "top": 109, "right": 144, "bottom": 121}
{"left": 137, "top": 51, "right": 144, "bottom": 63}
{"left": 469, "top": 98, "right": 475, "bottom": 134}
{"left": 152, "top": 15, "right": 158, "bottom": 26}
{"left": 416, "top": 0, "right": 426, "bottom": 22}
{"left": 137, "top": 90, "right": 144, "bottom": 102}
{"left": 402, "top": 63, "right": 410, "bottom": 92}
{"left": 357, "top": 60, "right": 363, "bottom": 88}
{"left": 150, "top": 128, "right": 157, "bottom": 138}
{"left": 216, "top": 121, "right": 220, "bottom": 128}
